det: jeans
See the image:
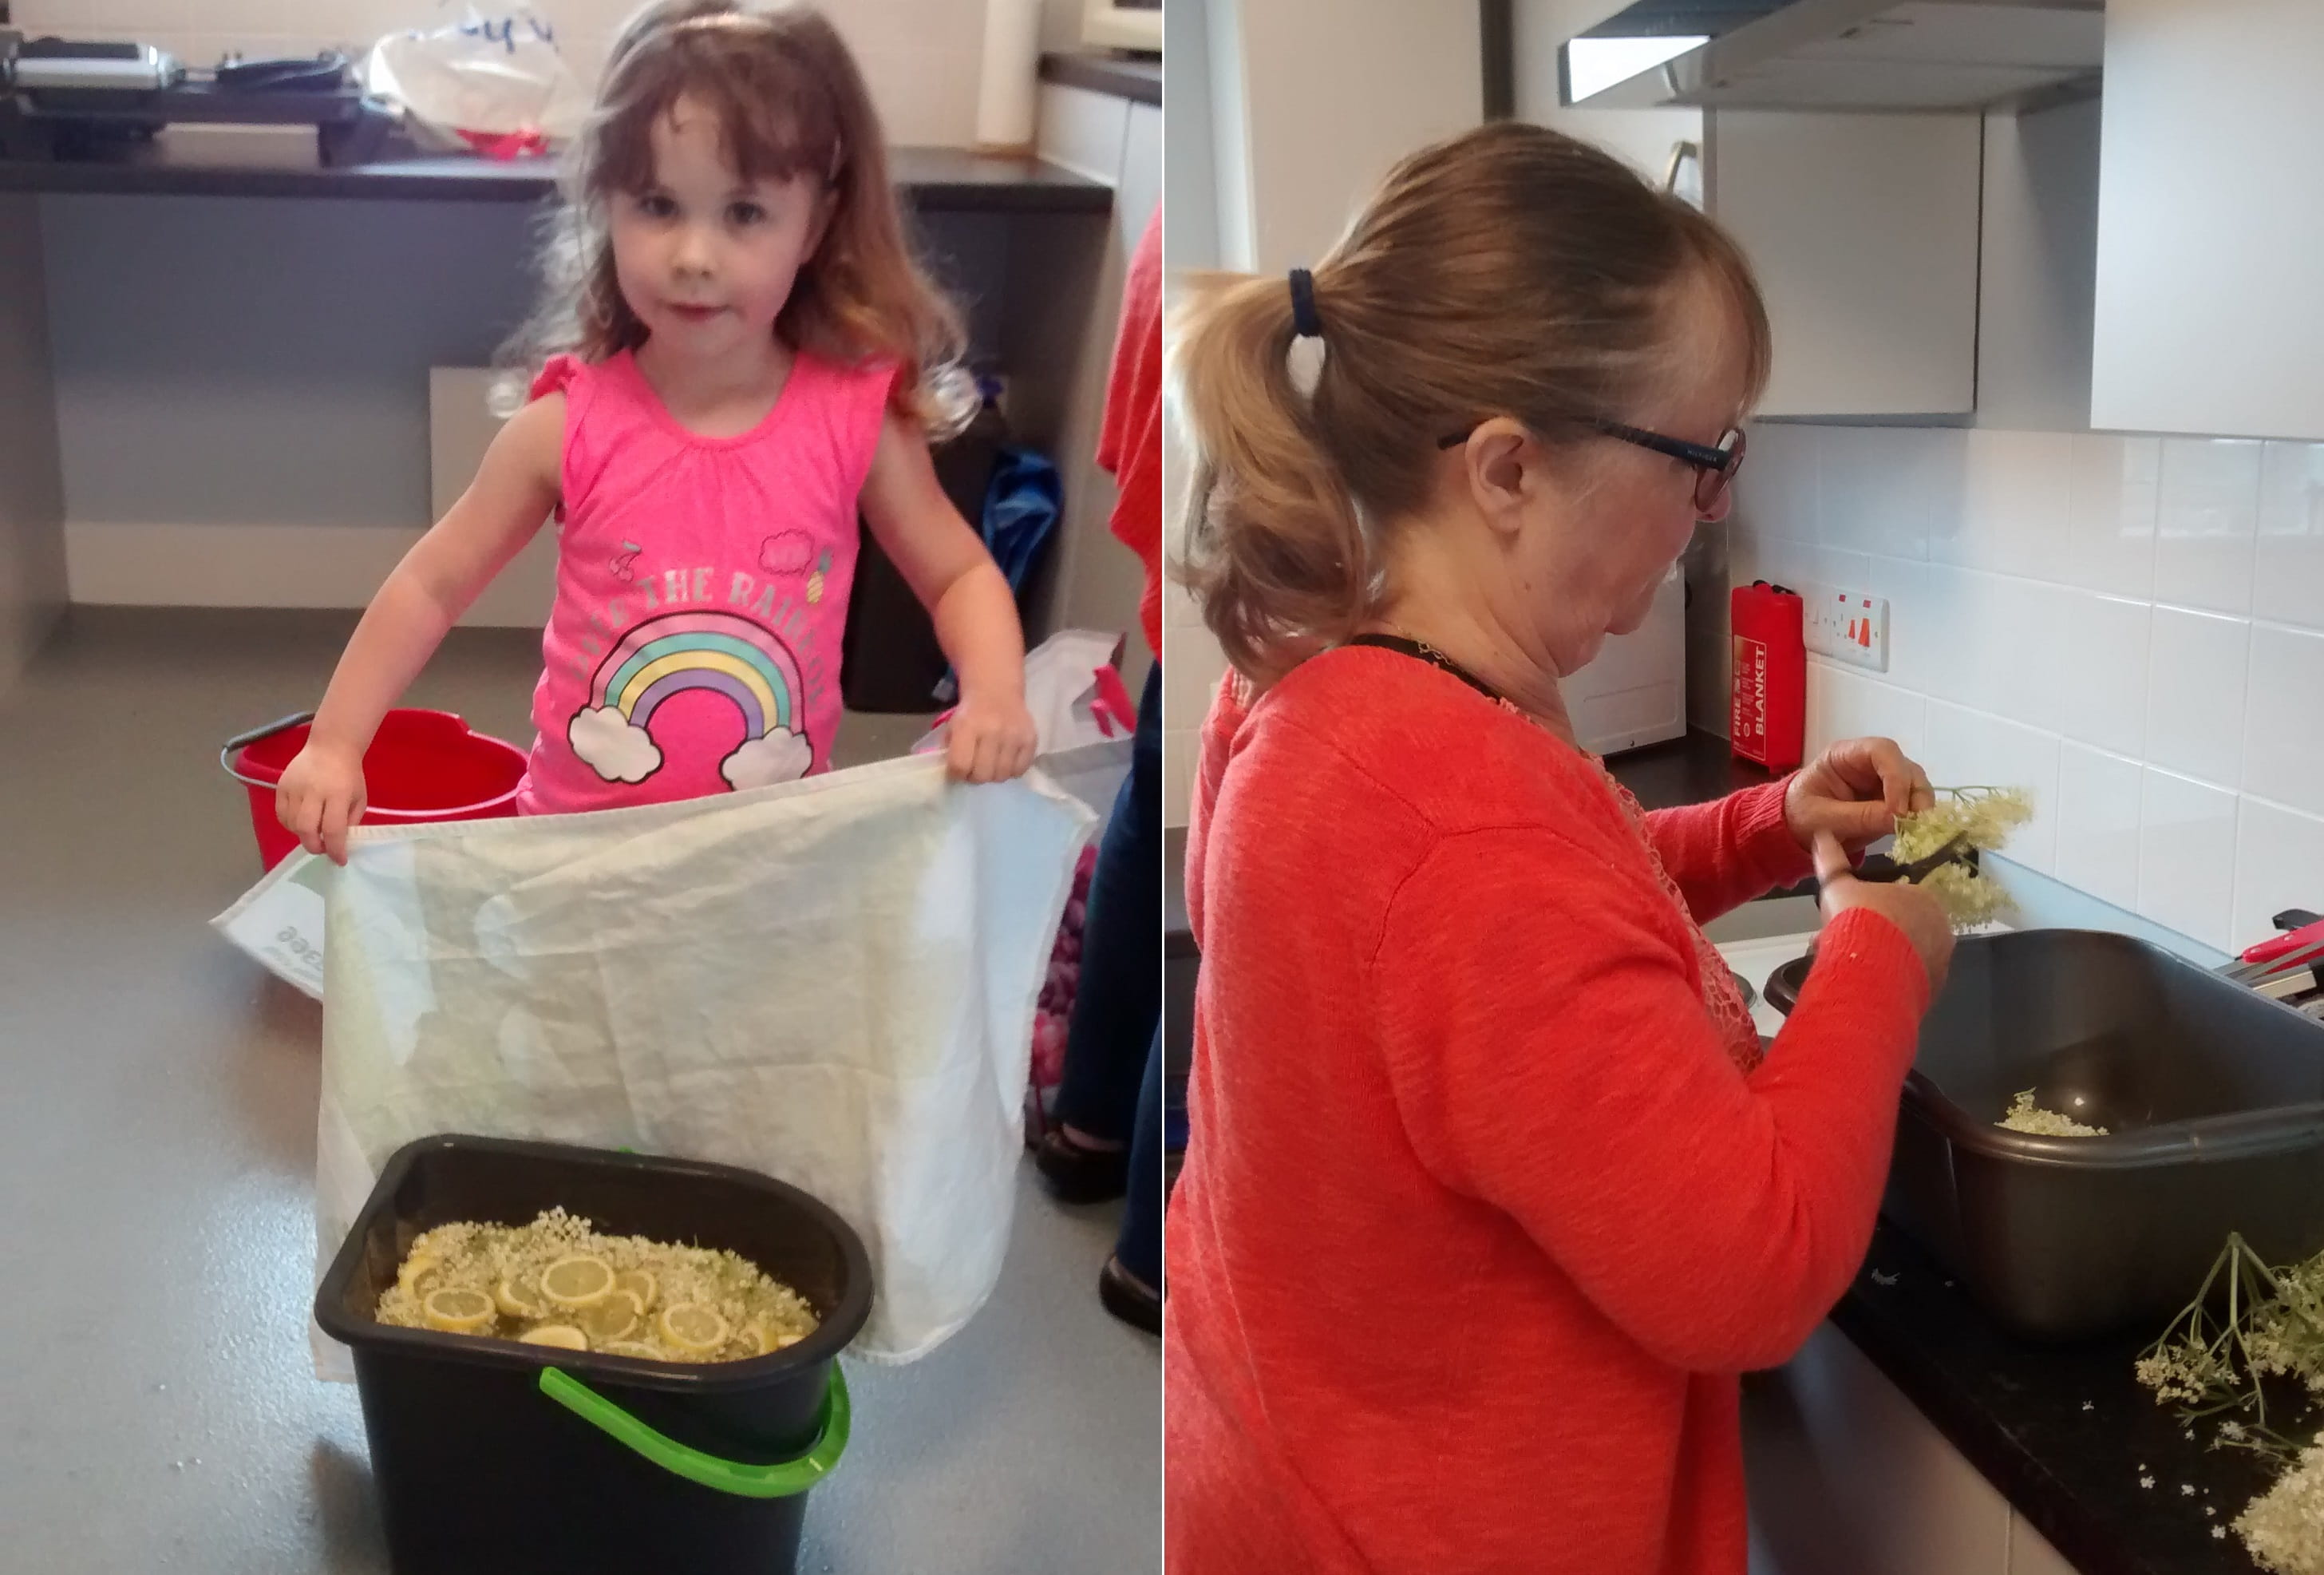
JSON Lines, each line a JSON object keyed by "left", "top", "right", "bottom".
{"left": 1053, "top": 661, "right": 1164, "bottom": 1287}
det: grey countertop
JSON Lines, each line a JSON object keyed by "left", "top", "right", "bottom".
{"left": 0, "top": 144, "right": 1113, "bottom": 210}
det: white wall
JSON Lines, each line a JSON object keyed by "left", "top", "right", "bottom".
{"left": 1725, "top": 420, "right": 2324, "bottom": 955}
{"left": 1163, "top": 0, "right": 1222, "bottom": 275}
{"left": 1034, "top": 83, "right": 1163, "bottom": 685}
{"left": 9, "top": 0, "right": 1088, "bottom": 148}
{"left": 1160, "top": 0, "right": 1482, "bottom": 823}
{"left": 1224, "top": 0, "right": 1481, "bottom": 272}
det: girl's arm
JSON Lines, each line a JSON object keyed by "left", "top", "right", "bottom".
{"left": 277, "top": 394, "right": 564, "bottom": 862}
{"left": 860, "top": 411, "right": 1037, "bottom": 783}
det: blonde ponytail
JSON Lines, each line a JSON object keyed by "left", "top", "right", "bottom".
{"left": 1168, "top": 121, "right": 1773, "bottom": 687}
{"left": 1172, "top": 271, "right": 1371, "bottom": 687}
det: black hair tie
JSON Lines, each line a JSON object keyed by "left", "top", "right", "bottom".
{"left": 1287, "top": 267, "right": 1323, "bottom": 339}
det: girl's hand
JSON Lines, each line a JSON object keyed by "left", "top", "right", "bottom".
{"left": 275, "top": 740, "right": 369, "bottom": 865}
{"left": 1785, "top": 736, "right": 1935, "bottom": 855}
{"left": 946, "top": 695, "right": 1039, "bottom": 783}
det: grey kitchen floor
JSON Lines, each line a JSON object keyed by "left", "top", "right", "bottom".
{"left": 0, "top": 607, "right": 1160, "bottom": 1574}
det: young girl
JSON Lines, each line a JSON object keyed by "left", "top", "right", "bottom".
{"left": 278, "top": 0, "right": 1037, "bottom": 863}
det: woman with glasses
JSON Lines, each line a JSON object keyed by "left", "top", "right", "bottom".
{"left": 1164, "top": 122, "right": 1956, "bottom": 1573}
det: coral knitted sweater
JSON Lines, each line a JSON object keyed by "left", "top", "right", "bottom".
{"left": 1164, "top": 647, "right": 1931, "bottom": 1574}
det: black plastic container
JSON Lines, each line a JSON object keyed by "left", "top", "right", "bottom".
{"left": 1765, "top": 930, "right": 2324, "bottom": 1342}
{"left": 315, "top": 1135, "right": 873, "bottom": 1575}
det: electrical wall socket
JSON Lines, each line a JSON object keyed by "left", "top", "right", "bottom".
{"left": 1804, "top": 584, "right": 1890, "bottom": 672}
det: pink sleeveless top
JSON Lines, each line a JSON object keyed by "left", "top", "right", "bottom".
{"left": 515, "top": 348, "right": 893, "bottom": 817}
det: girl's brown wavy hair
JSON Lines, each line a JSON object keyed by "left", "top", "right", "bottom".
{"left": 504, "top": 1, "right": 974, "bottom": 434}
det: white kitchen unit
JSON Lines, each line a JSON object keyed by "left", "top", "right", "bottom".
{"left": 1565, "top": 564, "right": 1688, "bottom": 754}
{"left": 2090, "top": 0, "right": 2324, "bottom": 440}
{"left": 1745, "top": 1327, "right": 2081, "bottom": 1575}
{"left": 1708, "top": 110, "right": 1983, "bottom": 418}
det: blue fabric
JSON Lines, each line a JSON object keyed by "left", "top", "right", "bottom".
{"left": 982, "top": 445, "right": 1061, "bottom": 597}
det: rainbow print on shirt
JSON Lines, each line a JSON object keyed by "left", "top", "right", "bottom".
{"left": 567, "top": 609, "right": 812, "bottom": 790}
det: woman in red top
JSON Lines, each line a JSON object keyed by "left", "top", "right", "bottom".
{"left": 1164, "top": 123, "right": 1956, "bottom": 1573}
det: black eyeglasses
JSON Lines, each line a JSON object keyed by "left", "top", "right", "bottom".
{"left": 1437, "top": 418, "right": 1748, "bottom": 517}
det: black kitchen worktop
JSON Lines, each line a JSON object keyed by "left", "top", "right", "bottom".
{"left": 1607, "top": 726, "right": 1780, "bottom": 810}
{"left": 0, "top": 144, "right": 1112, "bottom": 210}
{"left": 1832, "top": 1222, "right": 2274, "bottom": 1575}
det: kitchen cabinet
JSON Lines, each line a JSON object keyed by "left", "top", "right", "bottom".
{"left": 1706, "top": 111, "right": 1982, "bottom": 418}
{"left": 2090, "top": 0, "right": 2324, "bottom": 440}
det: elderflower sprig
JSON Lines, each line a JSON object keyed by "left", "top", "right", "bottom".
{"left": 1891, "top": 786, "right": 2034, "bottom": 928}
{"left": 2136, "top": 1235, "right": 2324, "bottom": 1569}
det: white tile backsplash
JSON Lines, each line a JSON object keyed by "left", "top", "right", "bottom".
{"left": 1732, "top": 418, "right": 2324, "bottom": 956}
{"left": 2065, "top": 433, "right": 2158, "bottom": 600}
{"left": 2144, "top": 605, "right": 2251, "bottom": 786}
{"left": 2243, "top": 621, "right": 2324, "bottom": 818}
{"left": 2054, "top": 743, "right": 2143, "bottom": 912}
{"left": 1942, "top": 429, "right": 2073, "bottom": 582}
{"left": 1806, "top": 662, "right": 1927, "bottom": 762}
{"left": 2155, "top": 437, "right": 2263, "bottom": 615}
{"left": 1867, "top": 553, "right": 1943, "bottom": 697}
{"left": 2138, "top": 769, "right": 2239, "bottom": 949}
{"left": 1818, "top": 425, "right": 1940, "bottom": 561}
{"left": 1733, "top": 424, "right": 1820, "bottom": 546}
{"left": 1921, "top": 701, "right": 2062, "bottom": 874}
{"left": 2256, "top": 441, "right": 2324, "bottom": 632}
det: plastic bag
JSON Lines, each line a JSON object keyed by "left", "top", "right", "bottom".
{"left": 310, "top": 755, "right": 1097, "bottom": 1377}
{"left": 362, "top": 6, "right": 587, "bottom": 155}
{"left": 916, "top": 631, "right": 1137, "bottom": 1129}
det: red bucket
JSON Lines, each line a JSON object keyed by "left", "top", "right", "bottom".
{"left": 221, "top": 709, "right": 530, "bottom": 871}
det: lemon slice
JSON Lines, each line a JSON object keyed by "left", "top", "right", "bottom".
{"left": 421, "top": 1288, "right": 496, "bottom": 1333}
{"left": 396, "top": 1250, "right": 441, "bottom": 1298}
{"left": 658, "top": 1303, "right": 729, "bottom": 1355}
{"left": 540, "top": 1255, "right": 615, "bottom": 1310}
{"left": 579, "top": 1289, "right": 643, "bottom": 1343}
{"left": 616, "top": 1269, "right": 658, "bottom": 1312}
{"left": 492, "top": 1276, "right": 544, "bottom": 1320}
{"left": 518, "top": 1324, "right": 588, "bottom": 1351}
{"left": 599, "top": 1340, "right": 662, "bottom": 1362}
{"left": 741, "top": 1316, "right": 805, "bottom": 1355}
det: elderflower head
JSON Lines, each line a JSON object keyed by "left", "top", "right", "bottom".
{"left": 2236, "top": 1445, "right": 2324, "bottom": 1573}
{"left": 1892, "top": 786, "right": 2034, "bottom": 929}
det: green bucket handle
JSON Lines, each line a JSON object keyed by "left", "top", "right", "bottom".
{"left": 537, "top": 1363, "right": 850, "bottom": 1499}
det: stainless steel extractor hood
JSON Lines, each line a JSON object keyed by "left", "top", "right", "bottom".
{"left": 1569, "top": 0, "right": 2103, "bottom": 113}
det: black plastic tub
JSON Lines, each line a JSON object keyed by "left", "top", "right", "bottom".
{"left": 315, "top": 1135, "right": 873, "bottom": 1575}
{"left": 1765, "top": 929, "right": 2324, "bottom": 1342}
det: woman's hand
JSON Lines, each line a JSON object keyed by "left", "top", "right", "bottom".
{"left": 276, "top": 739, "right": 369, "bottom": 866}
{"left": 946, "top": 693, "right": 1039, "bottom": 783}
{"left": 1785, "top": 736, "right": 1935, "bottom": 855}
{"left": 1813, "top": 833, "right": 1954, "bottom": 991}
